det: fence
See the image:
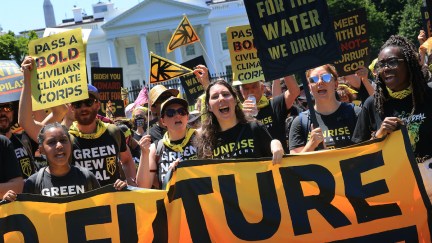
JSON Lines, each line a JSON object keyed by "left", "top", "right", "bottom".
{"left": 126, "top": 72, "right": 233, "bottom": 103}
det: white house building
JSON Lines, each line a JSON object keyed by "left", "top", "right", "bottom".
{"left": 37, "top": 0, "right": 250, "bottom": 88}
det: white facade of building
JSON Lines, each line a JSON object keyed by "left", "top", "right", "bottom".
{"left": 39, "top": 0, "right": 250, "bottom": 88}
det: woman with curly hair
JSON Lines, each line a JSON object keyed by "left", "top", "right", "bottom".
{"left": 352, "top": 35, "right": 432, "bottom": 201}
{"left": 194, "top": 79, "right": 284, "bottom": 164}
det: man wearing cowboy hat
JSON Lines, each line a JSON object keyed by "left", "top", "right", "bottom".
{"left": 148, "top": 85, "right": 179, "bottom": 141}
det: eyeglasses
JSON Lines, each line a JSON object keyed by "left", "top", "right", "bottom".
{"left": 0, "top": 104, "right": 13, "bottom": 112}
{"left": 376, "top": 58, "right": 404, "bottom": 71}
{"left": 164, "top": 107, "right": 188, "bottom": 118}
{"left": 71, "top": 98, "right": 97, "bottom": 109}
{"left": 309, "top": 73, "right": 333, "bottom": 83}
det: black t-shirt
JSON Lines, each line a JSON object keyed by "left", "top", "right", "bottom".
{"left": 352, "top": 87, "right": 432, "bottom": 158}
{"left": 71, "top": 127, "right": 127, "bottom": 186}
{"left": 0, "top": 135, "right": 22, "bottom": 183}
{"left": 156, "top": 133, "right": 197, "bottom": 185}
{"left": 256, "top": 94, "right": 289, "bottom": 153}
{"left": 23, "top": 166, "right": 100, "bottom": 197}
{"left": 10, "top": 133, "right": 37, "bottom": 179}
{"left": 149, "top": 124, "right": 166, "bottom": 142}
{"left": 213, "top": 122, "right": 273, "bottom": 159}
{"left": 289, "top": 102, "right": 360, "bottom": 151}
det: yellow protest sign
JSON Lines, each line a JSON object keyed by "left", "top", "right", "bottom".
{"left": 28, "top": 28, "right": 88, "bottom": 111}
{"left": 227, "top": 25, "right": 264, "bottom": 83}
{"left": 0, "top": 187, "right": 166, "bottom": 242}
{"left": 167, "top": 15, "right": 200, "bottom": 53}
{"left": 150, "top": 52, "right": 193, "bottom": 84}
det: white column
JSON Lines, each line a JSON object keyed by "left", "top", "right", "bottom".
{"left": 107, "top": 38, "right": 118, "bottom": 67}
{"left": 140, "top": 33, "right": 150, "bottom": 83}
{"left": 203, "top": 24, "right": 217, "bottom": 74}
{"left": 174, "top": 47, "right": 183, "bottom": 64}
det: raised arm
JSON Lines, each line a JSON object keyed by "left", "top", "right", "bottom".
{"left": 136, "top": 135, "right": 157, "bottom": 188}
{"left": 283, "top": 75, "right": 300, "bottom": 110}
{"left": 356, "top": 66, "right": 374, "bottom": 97}
{"left": 18, "top": 57, "right": 41, "bottom": 142}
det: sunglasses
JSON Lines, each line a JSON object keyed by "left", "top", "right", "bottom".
{"left": 0, "top": 104, "right": 13, "bottom": 112}
{"left": 71, "top": 98, "right": 97, "bottom": 109}
{"left": 309, "top": 73, "right": 333, "bottom": 83}
{"left": 164, "top": 107, "right": 188, "bottom": 118}
{"left": 375, "top": 58, "right": 404, "bottom": 71}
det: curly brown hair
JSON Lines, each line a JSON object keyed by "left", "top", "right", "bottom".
{"left": 194, "top": 79, "right": 248, "bottom": 159}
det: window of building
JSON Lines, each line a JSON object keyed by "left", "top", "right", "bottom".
{"left": 155, "top": 42, "right": 166, "bottom": 57}
{"left": 89, "top": 53, "right": 100, "bottom": 67}
{"left": 225, "top": 65, "right": 232, "bottom": 76}
{"left": 186, "top": 45, "right": 195, "bottom": 56}
{"left": 125, "top": 47, "right": 137, "bottom": 65}
{"left": 221, "top": 33, "right": 228, "bottom": 50}
{"left": 131, "top": 79, "right": 140, "bottom": 87}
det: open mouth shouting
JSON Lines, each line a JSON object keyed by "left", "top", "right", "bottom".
{"left": 219, "top": 106, "right": 230, "bottom": 114}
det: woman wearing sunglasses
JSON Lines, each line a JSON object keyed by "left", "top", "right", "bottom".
{"left": 137, "top": 97, "right": 197, "bottom": 189}
{"left": 194, "top": 79, "right": 284, "bottom": 163}
{"left": 352, "top": 35, "right": 432, "bottom": 201}
{"left": 289, "top": 64, "right": 361, "bottom": 153}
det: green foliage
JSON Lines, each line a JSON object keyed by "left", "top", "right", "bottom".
{"left": 0, "top": 30, "right": 37, "bottom": 64}
{"left": 327, "top": 0, "right": 423, "bottom": 59}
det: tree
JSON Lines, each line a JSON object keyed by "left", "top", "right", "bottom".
{"left": 0, "top": 31, "right": 37, "bottom": 64}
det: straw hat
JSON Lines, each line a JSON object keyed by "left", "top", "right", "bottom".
{"left": 149, "top": 85, "right": 179, "bottom": 106}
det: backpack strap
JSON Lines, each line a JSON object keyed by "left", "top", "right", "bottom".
{"left": 105, "top": 124, "right": 126, "bottom": 181}
{"left": 299, "top": 111, "right": 311, "bottom": 139}
{"left": 34, "top": 167, "right": 47, "bottom": 195}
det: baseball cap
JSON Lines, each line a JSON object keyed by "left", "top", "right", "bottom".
{"left": 149, "top": 85, "right": 179, "bottom": 106}
{"left": 88, "top": 84, "right": 100, "bottom": 100}
{"left": 160, "top": 97, "right": 188, "bottom": 116}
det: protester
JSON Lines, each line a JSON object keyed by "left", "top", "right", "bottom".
{"left": 233, "top": 75, "right": 300, "bottom": 153}
{"left": 338, "top": 66, "right": 375, "bottom": 106}
{"left": 12, "top": 56, "right": 67, "bottom": 178}
{"left": 137, "top": 97, "right": 197, "bottom": 189}
{"left": 132, "top": 106, "right": 148, "bottom": 141}
{"left": 188, "top": 110, "right": 202, "bottom": 129}
{"left": 2, "top": 123, "right": 127, "bottom": 201}
{"left": 194, "top": 79, "right": 283, "bottom": 163}
{"left": 337, "top": 84, "right": 356, "bottom": 103}
{"left": 352, "top": 35, "right": 432, "bottom": 201}
{"left": 289, "top": 64, "right": 361, "bottom": 153}
{"left": 148, "top": 85, "right": 179, "bottom": 141}
{"left": 0, "top": 135, "right": 23, "bottom": 198}
{"left": 18, "top": 57, "right": 136, "bottom": 187}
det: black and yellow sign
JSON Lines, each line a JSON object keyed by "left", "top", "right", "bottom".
{"left": 0, "top": 61, "right": 23, "bottom": 103}
{"left": 227, "top": 25, "right": 264, "bottom": 83}
{"left": 179, "top": 56, "right": 207, "bottom": 104}
{"left": 28, "top": 28, "right": 88, "bottom": 111}
{"left": 167, "top": 15, "right": 200, "bottom": 53}
{"left": 244, "top": 0, "right": 341, "bottom": 81}
{"left": 422, "top": 1, "right": 432, "bottom": 38}
{"left": 91, "top": 67, "right": 125, "bottom": 117}
{"left": 333, "top": 8, "right": 370, "bottom": 76}
{"left": 149, "top": 52, "right": 193, "bottom": 84}
{"left": 0, "top": 129, "right": 430, "bottom": 242}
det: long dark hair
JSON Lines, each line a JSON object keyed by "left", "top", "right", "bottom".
{"left": 195, "top": 79, "right": 248, "bottom": 158}
{"left": 375, "top": 35, "right": 428, "bottom": 118}
{"left": 37, "top": 122, "right": 70, "bottom": 146}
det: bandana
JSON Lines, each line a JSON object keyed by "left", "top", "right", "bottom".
{"left": 257, "top": 96, "right": 270, "bottom": 109}
{"left": 387, "top": 86, "right": 412, "bottom": 99}
{"left": 69, "top": 120, "right": 109, "bottom": 139}
{"left": 162, "top": 127, "right": 196, "bottom": 152}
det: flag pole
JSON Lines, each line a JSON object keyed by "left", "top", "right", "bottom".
{"left": 199, "top": 41, "right": 219, "bottom": 77}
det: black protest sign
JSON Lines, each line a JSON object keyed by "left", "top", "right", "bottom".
{"left": 421, "top": 5, "right": 432, "bottom": 38}
{"left": 244, "top": 0, "right": 341, "bottom": 81}
{"left": 91, "top": 67, "right": 125, "bottom": 117}
{"left": 179, "top": 56, "right": 207, "bottom": 104}
{"left": 0, "top": 61, "right": 23, "bottom": 103}
{"left": 333, "top": 8, "right": 370, "bottom": 76}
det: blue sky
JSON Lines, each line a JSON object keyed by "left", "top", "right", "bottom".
{"left": 1, "top": 0, "right": 141, "bottom": 34}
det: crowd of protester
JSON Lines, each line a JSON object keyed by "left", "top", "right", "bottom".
{"left": 1, "top": 33, "right": 432, "bottom": 205}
